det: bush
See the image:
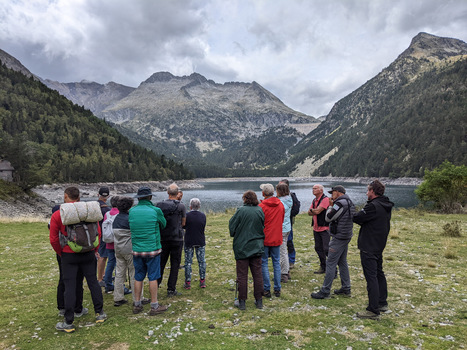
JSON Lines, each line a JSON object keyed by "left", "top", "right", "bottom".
{"left": 442, "top": 221, "right": 462, "bottom": 237}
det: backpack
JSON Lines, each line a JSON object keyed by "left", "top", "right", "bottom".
{"left": 60, "top": 222, "right": 99, "bottom": 253}
{"left": 102, "top": 213, "right": 118, "bottom": 243}
{"left": 290, "top": 192, "right": 301, "bottom": 217}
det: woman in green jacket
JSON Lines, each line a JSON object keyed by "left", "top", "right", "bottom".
{"left": 229, "top": 190, "right": 265, "bottom": 310}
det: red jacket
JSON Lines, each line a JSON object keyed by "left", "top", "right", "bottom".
{"left": 259, "top": 197, "right": 284, "bottom": 246}
{"left": 49, "top": 203, "right": 101, "bottom": 255}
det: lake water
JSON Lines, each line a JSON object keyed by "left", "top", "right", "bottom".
{"left": 140, "top": 179, "right": 419, "bottom": 213}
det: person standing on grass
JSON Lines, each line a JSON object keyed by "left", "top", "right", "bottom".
{"left": 229, "top": 190, "right": 265, "bottom": 310}
{"left": 308, "top": 184, "right": 331, "bottom": 275}
{"left": 279, "top": 179, "right": 300, "bottom": 270}
{"left": 311, "top": 185, "right": 355, "bottom": 300}
{"left": 354, "top": 179, "right": 394, "bottom": 320}
{"left": 129, "top": 186, "right": 168, "bottom": 316}
{"left": 276, "top": 182, "right": 293, "bottom": 284}
{"left": 49, "top": 186, "right": 106, "bottom": 333}
{"left": 259, "top": 183, "right": 284, "bottom": 298}
{"left": 183, "top": 198, "right": 207, "bottom": 289}
{"left": 97, "top": 187, "right": 111, "bottom": 288}
{"left": 102, "top": 195, "right": 118, "bottom": 294}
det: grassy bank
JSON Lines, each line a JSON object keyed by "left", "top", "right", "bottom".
{"left": 0, "top": 209, "right": 466, "bottom": 349}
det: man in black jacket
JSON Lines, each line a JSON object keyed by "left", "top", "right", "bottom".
{"left": 354, "top": 179, "right": 394, "bottom": 320}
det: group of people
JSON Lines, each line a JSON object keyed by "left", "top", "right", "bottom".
{"left": 229, "top": 179, "right": 394, "bottom": 320}
{"left": 49, "top": 178, "right": 393, "bottom": 333}
{"left": 49, "top": 183, "right": 207, "bottom": 333}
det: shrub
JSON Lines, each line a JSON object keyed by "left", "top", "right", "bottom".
{"left": 442, "top": 221, "right": 462, "bottom": 237}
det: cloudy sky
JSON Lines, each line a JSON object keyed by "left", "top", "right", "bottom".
{"left": 1, "top": 0, "right": 466, "bottom": 117}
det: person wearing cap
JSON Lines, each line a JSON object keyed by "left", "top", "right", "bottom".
{"left": 129, "top": 186, "right": 168, "bottom": 315}
{"left": 354, "top": 180, "right": 394, "bottom": 320}
{"left": 311, "top": 185, "right": 355, "bottom": 300}
{"left": 259, "top": 183, "right": 284, "bottom": 298}
{"left": 97, "top": 186, "right": 111, "bottom": 288}
{"left": 308, "top": 184, "right": 331, "bottom": 274}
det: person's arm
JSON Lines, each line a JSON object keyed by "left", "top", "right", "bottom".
{"left": 229, "top": 210, "right": 239, "bottom": 237}
{"left": 49, "top": 212, "right": 62, "bottom": 255}
{"left": 325, "top": 201, "right": 345, "bottom": 223}
{"left": 158, "top": 208, "right": 167, "bottom": 230}
{"left": 353, "top": 202, "right": 376, "bottom": 225}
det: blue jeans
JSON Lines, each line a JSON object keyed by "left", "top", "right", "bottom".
{"left": 262, "top": 245, "right": 281, "bottom": 292}
{"left": 288, "top": 227, "right": 295, "bottom": 264}
{"left": 321, "top": 237, "right": 351, "bottom": 294}
{"left": 184, "top": 246, "right": 206, "bottom": 281}
{"left": 104, "top": 249, "right": 116, "bottom": 289}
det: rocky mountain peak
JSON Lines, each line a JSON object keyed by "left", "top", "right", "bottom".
{"left": 143, "top": 71, "right": 175, "bottom": 84}
{"left": 0, "top": 48, "right": 36, "bottom": 79}
{"left": 399, "top": 32, "right": 467, "bottom": 60}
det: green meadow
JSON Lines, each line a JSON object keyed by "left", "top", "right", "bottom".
{"left": 0, "top": 209, "right": 466, "bottom": 349}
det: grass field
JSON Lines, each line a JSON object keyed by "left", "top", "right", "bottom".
{"left": 0, "top": 209, "right": 466, "bottom": 349}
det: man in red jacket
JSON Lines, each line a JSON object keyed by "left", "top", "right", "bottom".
{"left": 49, "top": 186, "right": 106, "bottom": 333}
{"left": 259, "top": 183, "right": 285, "bottom": 299}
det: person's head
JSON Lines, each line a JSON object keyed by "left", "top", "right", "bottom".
{"left": 260, "top": 183, "right": 274, "bottom": 198}
{"left": 135, "top": 186, "right": 153, "bottom": 201}
{"left": 167, "top": 183, "right": 179, "bottom": 199}
{"left": 328, "top": 185, "right": 346, "bottom": 200}
{"left": 312, "top": 184, "right": 324, "bottom": 197}
{"left": 177, "top": 190, "right": 183, "bottom": 201}
{"left": 279, "top": 179, "right": 290, "bottom": 187}
{"left": 64, "top": 186, "right": 80, "bottom": 203}
{"left": 117, "top": 196, "right": 134, "bottom": 213}
{"left": 276, "top": 183, "right": 290, "bottom": 197}
{"left": 190, "top": 198, "right": 201, "bottom": 211}
{"left": 98, "top": 186, "right": 110, "bottom": 201}
{"left": 110, "top": 196, "right": 120, "bottom": 208}
{"left": 367, "top": 179, "right": 385, "bottom": 200}
{"left": 242, "top": 190, "right": 259, "bottom": 206}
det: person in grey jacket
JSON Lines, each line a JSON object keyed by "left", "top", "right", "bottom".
{"left": 311, "top": 185, "right": 355, "bottom": 299}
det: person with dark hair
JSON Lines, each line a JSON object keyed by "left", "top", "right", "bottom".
{"left": 50, "top": 186, "right": 106, "bottom": 332}
{"left": 97, "top": 186, "right": 111, "bottom": 288}
{"left": 129, "top": 187, "right": 168, "bottom": 316}
{"left": 279, "top": 179, "right": 300, "bottom": 269}
{"left": 354, "top": 180, "right": 394, "bottom": 320}
{"left": 308, "top": 184, "right": 330, "bottom": 274}
{"left": 102, "top": 196, "right": 119, "bottom": 293}
{"left": 183, "top": 198, "right": 207, "bottom": 289}
{"left": 229, "top": 190, "right": 265, "bottom": 310}
{"left": 276, "top": 183, "right": 292, "bottom": 284}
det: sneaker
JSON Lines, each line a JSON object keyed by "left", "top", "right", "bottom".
{"left": 200, "top": 279, "right": 206, "bottom": 288}
{"left": 124, "top": 287, "right": 132, "bottom": 295}
{"left": 149, "top": 304, "right": 168, "bottom": 316}
{"left": 255, "top": 298, "right": 263, "bottom": 309}
{"left": 281, "top": 274, "right": 288, "bottom": 283}
{"left": 98, "top": 280, "right": 105, "bottom": 288}
{"left": 378, "top": 304, "right": 389, "bottom": 313}
{"left": 289, "top": 263, "right": 295, "bottom": 269}
{"left": 238, "top": 299, "right": 246, "bottom": 310}
{"left": 334, "top": 287, "right": 351, "bottom": 297}
{"left": 95, "top": 312, "right": 107, "bottom": 323}
{"left": 105, "top": 286, "right": 114, "bottom": 294}
{"left": 356, "top": 310, "right": 379, "bottom": 320}
{"left": 274, "top": 290, "right": 281, "bottom": 297}
{"left": 311, "top": 291, "right": 330, "bottom": 299}
{"left": 167, "top": 290, "right": 182, "bottom": 297}
{"left": 55, "top": 321, "right": 75, "bottom": 333}
{"left": 263, "top": 290, "right": 271, "bottom": 298}
{"left": 114, "top": 299, "right": 128, "bottom": 307}
{"left": 58, "top": 309, "right": 65, "bottom": 317}
{"left": 141, "top": 298, "right": 151, "bottom": 305}
{"left": 133, "top": 304, "right": 144, "bottom": 314}
{"left": 314, "top": 267, "right": 325, "bottom": 274}
{"left": 74, "top": 307, "right": 89, "bottom": 318}
{"left": 184, "top": 281, "right": 191, "bottom": 290}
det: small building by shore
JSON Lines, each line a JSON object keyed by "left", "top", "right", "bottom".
{"left": 0, "top": 160, "right": 14, "bottom": 182}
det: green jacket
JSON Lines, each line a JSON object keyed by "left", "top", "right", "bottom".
{"left": 229, "top": 204, "right": 265, "bottom": 260}
{"left": 129, "top": 199, "right": 166, "bottom": 253}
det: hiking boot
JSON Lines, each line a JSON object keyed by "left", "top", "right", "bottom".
{"left": 263, "top": 290, "right": 271, "bottom": 298}
{"left": 281, "top": 274, "right": 288, "bottom": 283}
{"left": 333, "top": 287, "right": 351, "bottom": 297}
{"left": 95, "top": 312, "right": 107, "bottom": 323}
{"left": 184, "top": 281, "right": 191, "bottom": 289}
{"left": 124, "top": 287, "right": 132, "bottom": 295}
{"left": 55, "top": 321, "right": 75, "bottom": 333}
{"left": 167, "top": 290, "right": 182, "bottom": 297}
{"left": 200, "top": 279, "right": 206, "bottom": 288}
{"left": 274, "top": 290, "right": 281, "bottom": 297}
{"left": 255, "top": 298, "right": 263, "bottom": 309}
{"left": 238, "top": 299, "right": 246, "bottom": 310}
{"left": 105, "top": 286, "right": 114, "bottom": 294}
{"left": 141, "top": 298, "right": 151, "bottom": 305}
{"left": 133, "top": 304, "right": 144, "bottom": 314}
{"left": 58, "top": 309, "right": 65, "bottom": 317}
{"left": 98, "top": 280, "right": 105, "bottom": 288}
{"left": 74, "top": 307, "right": 88, "bottom": 318}
{"left": 114, "top": 299, "right": 128, "bottom": 307}
{"left": 356, "top": 310, "right": 379, "bottom": 320}
{"left": 378, "top": 304, "right": 389, "bottom": 313}
{"left": 311, "top": 291, "right": 330, "bottom": 299}
{"left": 149, "top": 304, "right": 168, "bottom": 316}
{"left": 314, "top": 267, "right": 325, "bottom": 274}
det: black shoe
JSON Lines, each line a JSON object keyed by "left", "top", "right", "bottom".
{"left": 314, "top": 267, "right": 325, "bottom": 274}
{"left": 263, "top": 290, "right": 271, "bottom": 298}
{"left": 238, "top": 299, "right": 246, "bottom": 310}
{"left": 333, "top": 288, "right": 351, "bottom": 297}
{"left": 311, "top": 291, "right": 330, "bottom": 299}
{"left": 114, "top": 299, "right": 128, "bottom": 307}
{"left": 255, "top": 298, "right": 263, "bottom": 309}
{"left": 167, "top": 290, "right": 182, "bottom": 297}
{"left": 274, "top": 290, "right": 281, "bottom": 297}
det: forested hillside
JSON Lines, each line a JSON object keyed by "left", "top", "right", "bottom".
{"left": 0, "top": 62, "right": 193, "bottom": 189}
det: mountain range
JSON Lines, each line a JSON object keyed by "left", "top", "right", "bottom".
{"left": 1, "top": 32, "right": 466, "bottom": 178}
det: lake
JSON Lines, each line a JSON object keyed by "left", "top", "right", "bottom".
{"left": 141, "top": 179, "right": 420, "bottom": 213}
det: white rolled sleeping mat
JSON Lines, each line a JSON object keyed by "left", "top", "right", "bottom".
{"left": 60, "top": 201, "right": 104, "bottom": 225}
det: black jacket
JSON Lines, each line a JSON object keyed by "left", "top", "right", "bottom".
{"left": 156, "top": 199, "right": 186, "bottom": 242}
{"left": 325, "top": 194, "right": 355, "bottom": 240}
{"left": 353, "top": 195, "right": 394, "bottom": 254}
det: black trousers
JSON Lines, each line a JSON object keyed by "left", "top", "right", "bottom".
{"left": 360, "top": 250, "right": 388, "bottom": 314}
{"left": 61, "top": 251, "right": 103, "bottom": 324}
{"left": 56, "top": 254, "right": 84, "bottom": 312}
{"left": 313, "top": 230, "right": 330, "bottom": 269}
{"left": 158, "top": 240, "right": 183, "bottom": 292}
